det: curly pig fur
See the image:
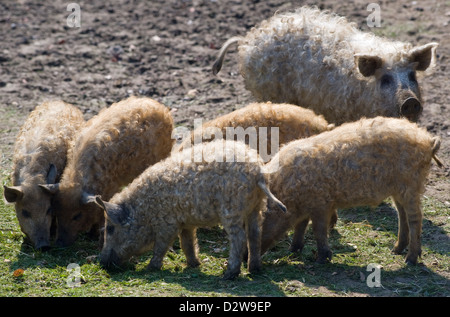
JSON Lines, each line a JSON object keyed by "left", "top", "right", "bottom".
{"left": 46, "top": 97, "right": 174, "bottom": 247}
{"left": 3, "top": 101, "right": 84, "bottom": 250}
{"left": 214, "top": 6, "right": 438, "bottom": 125}
{"left": 175, "top": 102, "right": 333, "bottom": 157}
{"left": 261, "top": 117, "right": 441, "bottom": 265}
{"left": 97, "top": 140, "right": 286, "bottom": 280}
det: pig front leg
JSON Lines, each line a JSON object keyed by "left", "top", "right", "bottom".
{"left": 310, "top": 208, "right": 333, "bottom": 263}
{"left": 147, "top": 229, "right": 178, "bottom": 271}
{"left": 179, "top": 228, "right": 201, "bottom": 268}
{"left": 289, "top": 217, "right": 309, "bottom": 253}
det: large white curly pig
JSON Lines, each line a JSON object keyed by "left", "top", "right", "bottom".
{"left": 213, "top": 6, "right": 438, "bottom": 125}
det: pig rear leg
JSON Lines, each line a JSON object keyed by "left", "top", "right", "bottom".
{"left": 179, "top": 228, "right": 201, "bottom": 268}
{"left": 289, "top": 218, "right": 309, "bottom": 253}
{"left": 392, "top": 198, "right": 410, "bottom": 255}
{"left": 392, "top": 195, "right": 423, "bottom": 264}
{"left": 310, "top": 209, "right": 333, "bottom": 263}
{"left": 329, "top": 209, "right": 338, "bottom": 230}
{"left": 246, "top": 209, "right": 262, "bottom": 275}
{"left": 223, "top": 224, "right": 246, "bottom": 280}
{"left": 402, "top": 198, "right": 423, "bottom": 265}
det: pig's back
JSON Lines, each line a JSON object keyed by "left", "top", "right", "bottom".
{"left": 270, "top": 117, "right": 435, "bottom": 208}
{"left": 114, "top": 140, "right": 265, "bottom": 226}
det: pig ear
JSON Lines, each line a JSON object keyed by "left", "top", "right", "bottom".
{"left": 38, "top": 183, "right": 60, "bottom": 195}
{"left": 95, "top": 196, "right": 128, "bottom": 226}
{"left": 46, "top": 164, "right": 58, "bottom": 185}
{"left": 354, "top": 54, "right": 383, "bottom": 77}
{"left": 3, "top": 185, "right": 24, "bottom": 203}
{"left": 408, "top": 42, "right": 438, "bottom": 71}
{"left": 81, "top": 192, "right": 98, "bottom": 205}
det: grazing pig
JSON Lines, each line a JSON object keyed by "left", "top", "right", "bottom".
{"left": 95, "top": 140, "right": 286, "bottom": 280}
{"left": 40, "top": 97, "right": 174, "bottom": 247}
{"left": 175, "top": 102, "right": 337, "bottom": 229}
{"left": 3, "top": 101, "right": 85, "bottom": 250}
{"left": 213, "top": 6, "right": 438, "bottom": 125}
{"left": 261, "top": 117, "right": 442, "bottom": 265}
{"left": 175, "top": 102, "right": 334, "bottom": 156}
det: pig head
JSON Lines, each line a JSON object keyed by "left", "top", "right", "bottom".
{"left": 39, "top": 183, "right": 104, "bottom": 247}
{"left": 3, "top": 164, "right": 58, "bottom": 251}
{"left": 355, "top": 42, "right": 438, "bottom": 122}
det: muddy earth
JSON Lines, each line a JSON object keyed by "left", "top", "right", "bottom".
{"left": 0, "top": 0, "right": 448, "bottom": 205}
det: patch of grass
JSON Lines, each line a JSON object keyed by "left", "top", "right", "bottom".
{"left": 0, "top": 175, "right": 448, "bottom": 297}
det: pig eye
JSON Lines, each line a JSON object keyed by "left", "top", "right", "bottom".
{"left": 380, "top": 74, "right": 394, "bottom": 89}
{"left": 22, "top": 210, "right": 31, "bottom": 219}
{"left": 72, "top": 212, "right": 82, "bottom": 221}
{"left": 408, "top": 71, "right": 417, "bottom": 83}
{"left": 106, "top": 225, "right": 115, "bottom": 235}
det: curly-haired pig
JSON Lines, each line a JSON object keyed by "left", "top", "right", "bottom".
{"left": 213, "top": 6, "right": 438, "bottom": 125}
{"left": 94, "top": 139, "right": 286, "bottom": 280}
{"left": 261, "top": 117, "right": 442, "bottom": 265}
{"left": 4, "top": 101, "right": 84, "bottom": 250}
{"left": 40, "top": 97, "right": 174, "bottom": 247}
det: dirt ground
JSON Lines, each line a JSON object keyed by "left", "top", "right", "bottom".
{"left": 0, "top": 0, "right": 448, "bottom": 205}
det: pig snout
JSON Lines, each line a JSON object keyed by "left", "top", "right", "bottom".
{"left": 400, "top": 97, "right": 422, "bottom": 121}
{"left": 25, "top": 230, "right": 51, "bottom": 251}
{"left": 34, "top": 238, "right": 51, "bottom": 251}
{"left": 100, "top": 248, "right": 121, "bottom": 269}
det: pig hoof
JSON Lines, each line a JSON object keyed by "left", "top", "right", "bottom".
{"left": 248, "top": 262, "right": 262, "bottom": 275}
{"left": 392, "top": 243, "right": 407, "bottom": 255}
{"left": 392, "top": 247, "right": 406, "bottom": 255}
{"left": 316, "top": 250, "right": 332, "bottom": 264}
{"left": 316, "top": 258, "right": 328, "bottom": 264}
{"left": 187, "top": 259, "right": 201, "bottom": 268}
{"left": 405, "top": 254, "right": 418, "bottom": 266}
{"left": 223, "top": 269, "right": 240, "bottom": 280}
{"left": 405, "top": 259, "right": 417, "bottom": 266}
{"left": 289, "top": 244, "right": 304, "bottom": 253}
{"left": 147, "top": 262, "right": 162, "bottom": 271}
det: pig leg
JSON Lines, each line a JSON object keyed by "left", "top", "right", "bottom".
{"left": 329, "top": 209, "right": 338, "bottom": 230}
{"left": 392, "top": 198, "right": 410, "bottom": 255}
{"left": 403, "top": 198, "right": 423, "bottom": 265}
{"left": 148, "top": 228, "right": 178, "bottom": 271}
{"left": 223, "top": 223, "right": 246, "bottom": 280}
{"left": 310, "top": 208, "right": 333, "bottom": 263}
{"left": 179, "top": 228, "right": 201, "bottom": 268}
{"left": 289, "top": 217, "right": 309, "bottom": 253}
{"left": 246, "top": 208, "right": 262, "bottom": 274}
